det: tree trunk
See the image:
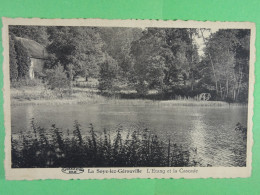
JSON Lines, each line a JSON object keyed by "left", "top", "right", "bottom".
{"left": 191, "top": 71, "right": 194, "bottom": 91}
{"left": 189, "top": 30, "right": 194, "bottom": 91}
{"left": 219, "top": 83, "right": 223, "bottom": 99}
{"left": 226, "top": 79, "right": 229, "bottom": 98}
{"left": 237, "top": 67, "right": 243, "bottom": 101}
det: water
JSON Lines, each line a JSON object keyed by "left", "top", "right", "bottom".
{"left": 11, "top": 103, "right": 248, "bottom": 167}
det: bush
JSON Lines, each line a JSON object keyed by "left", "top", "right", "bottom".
{"left": 135, "top": 81, "right": 149, "bottom": 96}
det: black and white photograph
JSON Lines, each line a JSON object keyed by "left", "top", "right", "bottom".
{"left": 3, "top": 18, "right": 254, "bottom": 179}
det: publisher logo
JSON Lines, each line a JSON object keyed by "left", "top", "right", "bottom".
{"left": 61, "top": 168, "right": 84, "bottom": 174}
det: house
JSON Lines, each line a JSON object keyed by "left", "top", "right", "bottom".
{"left": 14, "top": 36, "right": 48, "bottom": 79}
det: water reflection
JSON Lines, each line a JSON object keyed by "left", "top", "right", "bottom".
{"left": 190, "top": 112, "right": 208, "bottom": 166}
{"left": 11, "top": 103, "right": 248, "bottom": 167}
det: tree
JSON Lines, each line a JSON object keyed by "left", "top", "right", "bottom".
{"left": 233, "top": 30, "right": 250, "bottom": 102}
{"left": 46, "top": 63, "right": 70, "bottom": 97}
{"left": 186, "top": 29, "right": 200, "bottom": 90}
{"left": 9, "top": 34, "right": 18, "bottom": 81}
{"left": 9, "top": 26, "right": 49, "bottom": 46}
{"left": 200, "top": 29, "right": 219, "bottom": 95}
{"left": 98, "top": 54, "right": 119, "bottom": 93}
{"left": 130, "top": 28, "right": 198, "bottom": 95}
{"left": 15, "top": 39, "right": 31, "bottom": 79}
{"left": 130, "top": 28, "right": 169, "bottom": 94}
{"left": 99, "top": 27, "right": 143, "bottom": 78}
{"left": 202, "top": 29, "right": 250, "bottom": 102}
{"left": 46, "top": 26, "right": 106, "bottom": 80}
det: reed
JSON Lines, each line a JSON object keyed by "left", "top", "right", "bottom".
{"left": 11, "top": 119, "right": 200, "bottom": 168}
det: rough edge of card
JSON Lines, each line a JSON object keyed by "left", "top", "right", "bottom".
{"left": 2, "top": 17, "right": 255, "bottom": 180}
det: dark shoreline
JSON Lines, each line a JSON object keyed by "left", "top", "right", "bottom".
{"left": 11, "top": 98, "right": 248, "bottom": 107}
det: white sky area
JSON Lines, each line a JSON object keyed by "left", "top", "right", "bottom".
{"left": 194, "top": 28, "right": 219, "bottom": 56}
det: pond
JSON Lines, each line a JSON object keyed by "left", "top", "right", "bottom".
{"left": 11, "top": 103, "right": 248, "bottom": 167}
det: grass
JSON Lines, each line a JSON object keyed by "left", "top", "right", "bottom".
{"left": 11, "top": 119, "right": 201, "bottom": 168}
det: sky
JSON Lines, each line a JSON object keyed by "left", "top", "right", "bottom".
{"left": 194, "top": 28, "right": 219, "bottom": 56}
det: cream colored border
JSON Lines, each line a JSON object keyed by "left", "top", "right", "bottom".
{"left": 2, "top": 18, "right": 255, "bottom": 180}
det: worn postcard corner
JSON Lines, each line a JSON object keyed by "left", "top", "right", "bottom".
{"left": 2, "top": 18, "right": 255, "bottom": 180}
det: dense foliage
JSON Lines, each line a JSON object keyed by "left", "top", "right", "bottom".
{"left": 9, "top": 26, "right": 250, "bottom": 102}
{"left": 14, "top": 38, "right": 31, "bottom": 79}
{"left": 200, "top": 29, "right": 250, "bottom": 102}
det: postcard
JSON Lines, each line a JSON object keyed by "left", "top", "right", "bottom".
{"left": 2, "top": 18, "right": 255, "bottom": 180}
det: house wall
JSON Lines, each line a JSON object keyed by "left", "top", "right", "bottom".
{"left": 29, "top": 58, "right": 45, "bottom": 79}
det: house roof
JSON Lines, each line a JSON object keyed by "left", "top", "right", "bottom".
{"left": 14, "top": 36, "right": 48, "bottom": 59}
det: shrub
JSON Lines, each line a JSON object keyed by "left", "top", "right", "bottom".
{"left": 135, "top": 80, "right": 149, "bottom": 96}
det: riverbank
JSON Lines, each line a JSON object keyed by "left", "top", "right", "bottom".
{"left": 12, "top": 98, "right": 240, "bottom": 107}
{"left": 11, "top": 86, "right": 247, "bottom": 107}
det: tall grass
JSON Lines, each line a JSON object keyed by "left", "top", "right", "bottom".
{"left": 11, "top": 119, "right": 200, "bottom": 168}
